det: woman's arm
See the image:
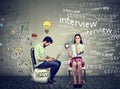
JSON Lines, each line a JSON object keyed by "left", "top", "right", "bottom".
{"left": 76, "top": 44, "right": 85, "bottom": 55}
{"left": 68, "top": 47, "right": 72, "bottom": 58}
{"left": 76, "top": 44, "right": 81, "bottom": 55}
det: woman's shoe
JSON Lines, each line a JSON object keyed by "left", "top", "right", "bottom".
{"left": 77, "top": 84, "right": 82, "bottom": 88}
{"left": 73, "top": 84, "right": 78, "bottom": 88}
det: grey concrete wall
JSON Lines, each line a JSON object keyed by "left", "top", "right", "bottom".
{"left": 0, "top": 0, "right": 120, "bottom": 76}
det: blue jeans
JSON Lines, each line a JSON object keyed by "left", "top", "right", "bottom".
{"left": 36, "top": 60, "right": 61, "bottom": 80}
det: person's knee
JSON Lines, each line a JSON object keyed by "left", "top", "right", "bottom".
{"left": 78, "top": 62, "right": 82, "bottom": 69}
{"left": 55, "top": 60, "right": 61, "bottom": 66}
{"left": 78, "top": 61, "right": 82, "bottom": 66}
{"left": 56, "top": 60, "right": 61, "bottom": 66}
{"left": 72, "top": 62, "right": 77, "bottom": 67}
{"left": 53, "top": 61, "right": 61, "bottom": 68}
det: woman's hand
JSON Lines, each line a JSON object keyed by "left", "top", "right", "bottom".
{"left": 76, "top": 44, "right": 81, "bottom": 55}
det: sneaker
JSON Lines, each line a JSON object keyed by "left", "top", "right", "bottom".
{"left": 51, "top": 79, "right": 56, "bottom": 82}
{"left": 47, "top": 79, "right": 54, "bottom": 84}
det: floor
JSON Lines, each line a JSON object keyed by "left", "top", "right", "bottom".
{"left": 0, "top": 75, "right": 120, "bottom": 89}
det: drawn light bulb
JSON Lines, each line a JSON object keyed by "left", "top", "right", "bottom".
{"left": 42, "top": 20, "right": 52, "bottom": 34}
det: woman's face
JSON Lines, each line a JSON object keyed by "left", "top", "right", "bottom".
{"left": 75, "top": 36, "right": 81, "bottom": 44}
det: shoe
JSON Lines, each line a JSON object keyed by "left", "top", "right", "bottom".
{"left": 73, "top": 84, "right": 78, "bottom": 88}
{"left": 47, "top": 79, "right": 53, "bottom": 84}
{"left": 51, "top": 79, "right": 56, "bottom": 82}
{"left": 77, "top": 84, "right": 82, "bottom": 88}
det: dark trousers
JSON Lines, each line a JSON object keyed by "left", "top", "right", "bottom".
{"left": 36, "top": 60, "right": 61, "bottom": 80}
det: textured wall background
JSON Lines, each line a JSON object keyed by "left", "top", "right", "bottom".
{"left": 0, "top": 0, "right": 120, "bottom": 76}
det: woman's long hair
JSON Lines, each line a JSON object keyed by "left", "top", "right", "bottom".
{"left": 74, "top": 34, "right": 83, "bottom": 44}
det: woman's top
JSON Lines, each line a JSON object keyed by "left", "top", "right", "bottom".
{"left": 70, "top": 43, "right": 85, "bottom": 58}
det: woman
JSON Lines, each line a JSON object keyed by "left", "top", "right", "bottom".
{"left": 67, "top": 34, "right": 85, "bottom": 87}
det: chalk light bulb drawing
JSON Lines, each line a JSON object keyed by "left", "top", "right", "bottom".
{"left": 43, "top": 20, "right": 52, "bottom": 34}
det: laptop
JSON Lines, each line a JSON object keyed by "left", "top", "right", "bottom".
{"left": 55, "top": 53, "right": 61, "bottom": 60}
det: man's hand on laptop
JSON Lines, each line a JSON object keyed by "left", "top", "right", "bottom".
{"left": 46, "top": 57, "right": 55, "bottom": 61}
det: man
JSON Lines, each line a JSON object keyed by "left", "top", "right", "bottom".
{"left": 34, "top": 36, "right": 61, "bottom": 84}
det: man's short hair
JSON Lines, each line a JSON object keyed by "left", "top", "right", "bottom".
{"left": 43, "top": 36, "right": 53, "bottom": 43}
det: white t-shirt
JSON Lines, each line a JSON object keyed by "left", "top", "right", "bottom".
{"left": 70, "top": 43, "right": 85, "bottom": 58}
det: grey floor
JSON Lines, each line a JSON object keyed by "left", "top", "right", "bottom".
{"left": 0, "top": 75, "right": 120, "bottom": 89}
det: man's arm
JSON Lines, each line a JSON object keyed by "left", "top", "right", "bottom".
{"left": 46, "top": 56, "right": 55, "bottom": 59}
{"left": 37, "top": 57, "right": 46, "bottom": 61}
{"left": 34, "top": 44, "right": 54, "bottom": 62}
{"left": 34, "top": 45, "right": 45, "bottom": 61}
{"left": 38, "top": 57, "right": 54, "bottom": 61}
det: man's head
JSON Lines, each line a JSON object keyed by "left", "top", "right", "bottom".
{"left": 43, "top": 36, "right": 53, "bottom": 48}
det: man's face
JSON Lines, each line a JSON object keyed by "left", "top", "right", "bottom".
{"left": 43, "top": 42, "right": 51, "bottom": 48}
